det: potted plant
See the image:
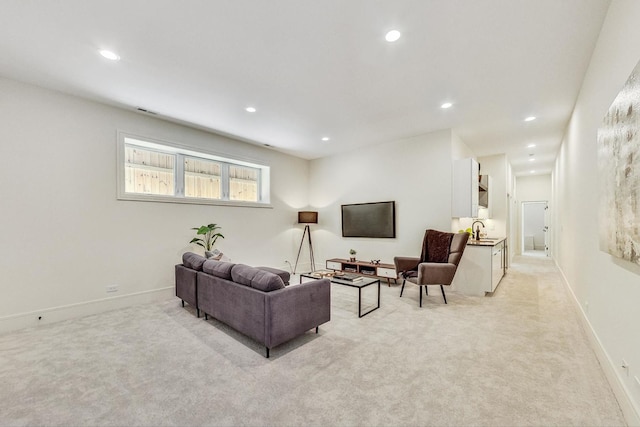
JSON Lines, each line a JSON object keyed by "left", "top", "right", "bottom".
{"left": 190, "top": 223, "right": 225, "bottom": 258}
{"left": 349, "top": 249, "right": 357, "bottom": 262}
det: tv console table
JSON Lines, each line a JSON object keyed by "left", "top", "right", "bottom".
{"left": 325, "top": 258, "right": 398, "bottom": 286}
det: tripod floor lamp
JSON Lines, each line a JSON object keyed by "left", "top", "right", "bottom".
{"left": 294, "top": 211, "right": 318, "bottom": 274}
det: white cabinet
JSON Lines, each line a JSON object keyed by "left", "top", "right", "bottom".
{"left": 452, "top": 158, "right": 479, "bottom": 218}
{"left": 377, "top": 267, "right": 398, "bottom": 279}
{"left": 478, "top": 174, "right": 493, "bottom": 218}
{"left": 326, "top": 260, "right": 342, "bottom": 270}
{"left": 491, "top": 240, "right": 505, "bottom": 291}
{"left": 452, "top": 238, "right": 506, "bottom": 296}
{"left": 325, "top": 258, "right": 398, "bottom": 283}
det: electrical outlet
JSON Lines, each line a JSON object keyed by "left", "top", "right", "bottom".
{"left": 106, "top": 285, "right": 118, "bottom": 293}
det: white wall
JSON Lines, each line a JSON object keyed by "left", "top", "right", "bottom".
{"left": 553, "top": 1, "right": 640, "bottom": 423}
{"left": 451, "top": 130, "right": 476, "bottom": 160}
{"left": 507, "top": 163, "right": 517, "bottom": 265}
{"left": 308, "top": 129, "right": 456, "bottom": 264}
{"left": 516, "top": 174, "right": 552, "bottom": 255}
{"left": 517, "top": 174, "right": 552, "bottom": 201}
{"left": 0, "top": 78, "right": 310, "bottom": 331}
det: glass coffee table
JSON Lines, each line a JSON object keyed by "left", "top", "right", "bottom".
{"left": 300, "top": 272, "right": 381, "bottom": 318}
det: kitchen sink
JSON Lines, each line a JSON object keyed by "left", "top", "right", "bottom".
{"left": 468, "top": 238, "right": 499, "bottom": 244}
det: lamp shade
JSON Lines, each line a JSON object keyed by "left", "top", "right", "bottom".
{"left": 298, "top": 211, "right": 318, "bottom": 224}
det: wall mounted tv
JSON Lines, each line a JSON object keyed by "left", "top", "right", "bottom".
{"left": 341, "top": 201, "right": 396, "bottom": 238}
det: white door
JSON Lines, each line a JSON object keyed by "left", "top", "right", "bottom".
{"left": 522, "top": 201, "right": 547, "bottom": 256}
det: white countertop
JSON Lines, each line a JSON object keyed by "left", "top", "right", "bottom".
{"left": 466, "top": 237, "right": 506, "bottom": 247}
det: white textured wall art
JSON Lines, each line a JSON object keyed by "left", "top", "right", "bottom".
{"left": 597, "top": 60, "right": 640, "bottom": 266}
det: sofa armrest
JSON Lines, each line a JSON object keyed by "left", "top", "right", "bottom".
{"left": 394, "top": 257, "right": 420, "bottom": 275}
{"left": 265, "top": 278, "right": 331, "bottom": 349}
{"left": 417, "top": 262, "right": 457, "bottom": 285}
{"left": 175, "top": 264, "right": 198, "bottom": 307}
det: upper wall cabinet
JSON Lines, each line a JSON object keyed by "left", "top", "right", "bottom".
{"left": 452, "top": 158, "right": 479, "bottom": 218}
{"left": 478, "top": 174, "right": 493, "bottom": 218}
{"left": 479, "top": 175, "right": 489, "bottom": 207}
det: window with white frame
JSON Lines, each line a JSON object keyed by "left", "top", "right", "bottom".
{"left": 124, "top": 145, "right": 175, "bottom": 195}
{"left": 184, "top": 157, "right": 222, "bottom": 199}
{"left": 117, "top": 133, "right": 270, "bottom": 206}
{"left": 229, "top": 165, "right": 259, "bottom": 201}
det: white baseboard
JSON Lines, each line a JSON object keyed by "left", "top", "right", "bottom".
{"left": 0, "top": 287, "right": 174, "bottom": 335}
{"left": 554, "top": 259, "right": 640, "bottom": 427}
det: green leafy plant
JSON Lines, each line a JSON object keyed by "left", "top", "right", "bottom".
{"left": 190, "top": 224, "right": 224, "bottom": 251}
{"left": 458, "top": 228, "right": 473, "bottom": 237}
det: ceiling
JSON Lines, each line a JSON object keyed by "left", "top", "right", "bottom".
{"left": 0, "top": 0, "right": 611, "bottom": 176}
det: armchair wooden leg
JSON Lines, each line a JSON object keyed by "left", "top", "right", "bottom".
{"left": 419, "top": 286, "right": 423, "bottom": 307}
{"left": 400, "top": 279, "right": 406, "bottom": 297}
{"left": 440, "top": 285, "right": 447, "bottom": 304}
{"left": 425, "top": 285, "right": 428, "bottom": 296}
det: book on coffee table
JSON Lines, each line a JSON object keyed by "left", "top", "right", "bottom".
{"left": 333, "top": 273, "right": 363, "bottom": 282}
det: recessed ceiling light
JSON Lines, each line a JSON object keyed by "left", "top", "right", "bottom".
{"left": 321, "top": 137, "right": 330, "bottom": 141}
{"left": 529, "top": 158, "right": 535, "bottom": 162}
{"left": 524, "top": 116, "right": 536, "bottom": 122}
{"left": 530, "top": 170, "right": 536, "bottom": 174}
{"left": 99, "top": 50, "right": 120, "bottom": 61}
{"left": 245, "top": 107, "right": 256, "bottom": 113}
{"left": 385, "top": 30, "right": 401, "bottom": 42}
{"left": 527, "top": 143, "right": 536, "bottom": 148}
{"left": 441, "top": 102, "right": 453, "bottom": 109}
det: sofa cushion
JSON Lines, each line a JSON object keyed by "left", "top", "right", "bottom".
{"left": 256, "top": 267, "right": 290, "bottom": 286}
{"left": 231, "top": 264, "right": 285, "bottom": 292}
{"left": 203, "top": 259, "right": 235, "bottom": 280}
{"left": 182, "top": 252, "right": 206, "bottom": 271}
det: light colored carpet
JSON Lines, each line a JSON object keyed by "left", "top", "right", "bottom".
{"left": 0, "top": 256, "right": 626, "bottom": 426}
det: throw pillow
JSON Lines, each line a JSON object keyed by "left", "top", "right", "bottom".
{"left": 182, "top": 252, "right": 206, "bottom": 271}
{"left": 256, "top": 266, "right": 290, "bottom": 286}
{"left": 203, "top": 259, "right": 235, "bottom": 280}
{"left": 231, "top": 264, "right": 285, "bottom": 292}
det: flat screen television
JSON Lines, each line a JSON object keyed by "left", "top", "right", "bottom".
{"left": 341, "top": 201, "right": 396, "bottom": 238}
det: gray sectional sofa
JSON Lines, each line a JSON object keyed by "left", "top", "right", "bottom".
{"left": 175, "top": 252, "right": 331, "bottom": 357}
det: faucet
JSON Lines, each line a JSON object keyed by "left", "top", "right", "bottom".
{"left": 471, "top": 220, "right": 485, "bottom": 240}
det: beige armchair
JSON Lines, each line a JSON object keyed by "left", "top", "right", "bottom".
{"left": 394, "top": 229, "right": 469, "bottom": 307}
